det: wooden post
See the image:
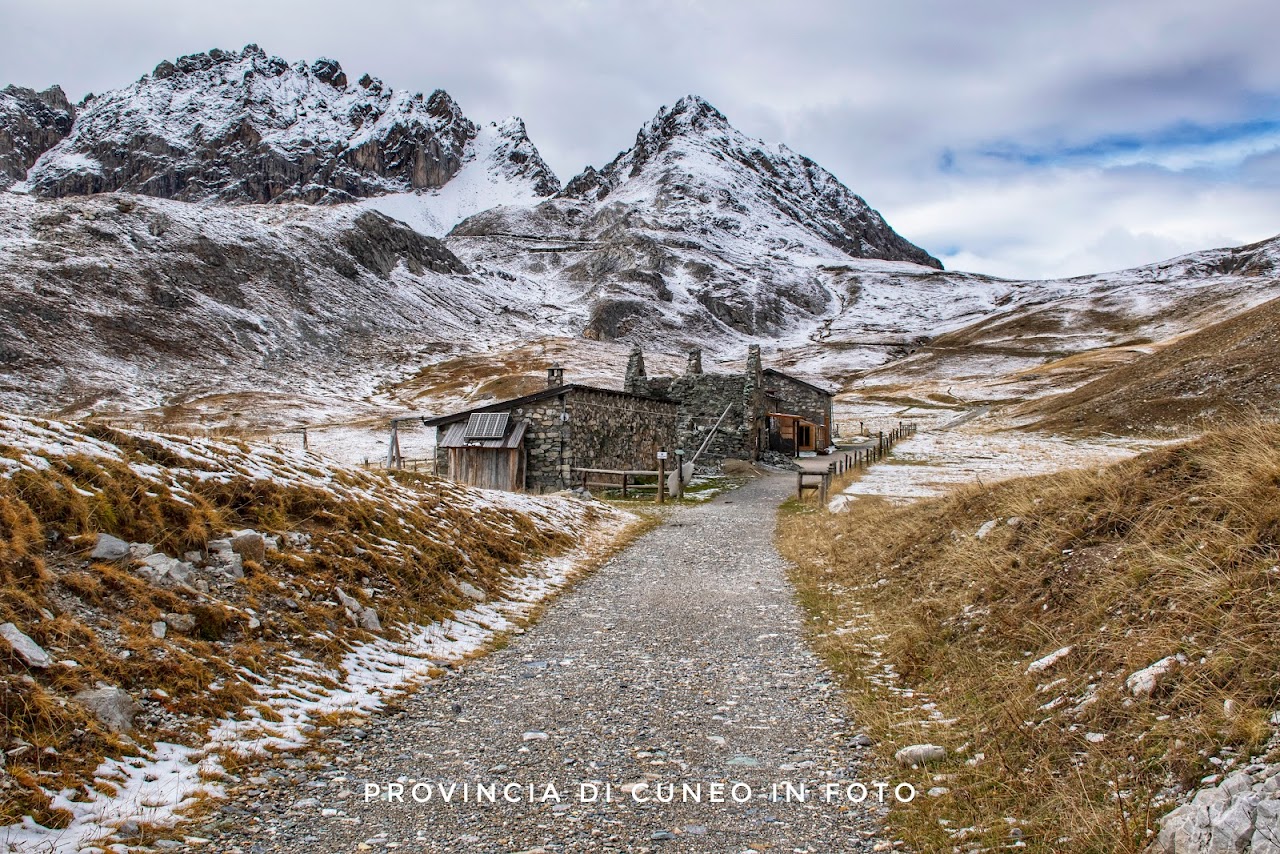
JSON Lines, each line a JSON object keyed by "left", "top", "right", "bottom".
{"left": 657, "top": 450, "right": 666, "bottom": 504}
{"left": 621, "top": 472, "right": 628, "bottom": 499}
{"left": 796, "top": 471, "right": 804, "bottom": 499}
{"left": 582, "top": 470, "right": 589, "bottom": 492}
{"left": 675, "top": 450, "right": 685, "bottom": 500}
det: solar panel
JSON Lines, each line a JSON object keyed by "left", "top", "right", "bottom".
{"left": 464, "top": 412, "right": 510, "bottom": 440}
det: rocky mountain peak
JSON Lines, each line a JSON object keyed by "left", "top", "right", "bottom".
{"left": 648, "top": 94, "right": 732, "bottom": 140}
{"left": 556, "top": 95, "right": 941, "bottom": 270}
{"left": 0, "top": 84, "right": 75, "bottom": 190}
{"left": 487, "top": 116, "right": 561, "bottom": 197}
{"left": 22, "top": 46, "right": 536, "bottom": 204}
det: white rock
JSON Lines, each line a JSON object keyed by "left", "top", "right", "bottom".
{"left": 1125, "top": 655, "right": 1184, "bottom": 697}
{"left": 150, "top": 621, "right": 167, "bottom": 639}
{"left": 522, "top": 730, "right": 548, "bottom": 741}
{"left": 975, "top": 520, "right": 999, "bottom": 540}
{"left": 163, "top": 613, "right": 196, "bottom": 633}
{"left": 75, "top": 686, "right": 141, "bottom": 732}
{"left": 895, "top": 744, "right": 946, "bottom": 766}
{"left": 0, "top": 622, "right": 52, "bottom": 668}
{"left": 360, "top": 608, "right": 382, "bottom": 632}
{"left": 90, "top": 533, "right": 129, "bottom": 560}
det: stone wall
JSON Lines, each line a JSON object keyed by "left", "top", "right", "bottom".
{"left": 647, "top": 373, "right": 757, "bottom": 461}
{"left": 640, "top": 346, "right": 767, "bottom": 463}
{"left": 436, "top": 388, "right": 678, "bottom": 493}
{"left": 567, "top": 389, "right": 679, "bottom": 486}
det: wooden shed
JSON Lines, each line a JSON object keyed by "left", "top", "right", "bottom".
{"left": 768, "top": 412, "right": 827, "bottom": 456}
{"left": 437, "top": 413, "right": 528, "bottom": 491}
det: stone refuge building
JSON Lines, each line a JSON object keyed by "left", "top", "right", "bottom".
{"left": 627, "top": 345, "right": 835, "bottom": 462}
{"left": 425, "top": 348, "right": 833, "bottom": 493}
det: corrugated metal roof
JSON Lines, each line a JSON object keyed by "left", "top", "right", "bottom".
{"left": 439, "top": 419, "right": 527, "bottom": 450}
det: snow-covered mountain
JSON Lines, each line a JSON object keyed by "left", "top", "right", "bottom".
{"left": 23, "top": 45, "right": 559, "bottom": 205}
{"left": 449, "top": 95, "right": 945, "bottom": 343}
{"left": 354, "top": 117, "right": 560, "bottom": 237}
{"left": 0, "top": 191, "right": 580, "bottom": 417}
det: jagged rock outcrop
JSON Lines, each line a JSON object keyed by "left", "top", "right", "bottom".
{"left": 0, "top": 84, "right": 74, "bottom": 190}
{"left": 24, "top": 45, "right": 557, "bottom": 204}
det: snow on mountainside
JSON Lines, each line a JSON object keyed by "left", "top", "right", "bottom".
{"left": 3, "top": 49, "right": 1279, "bottom": 451}
{"left": 24, "top": 45, "right": 559, "bottom": 205}
{"left": 0, "top": 192, "right": 589, "bottom": 420}
{"left": 559, "top": 96, "right": 940, "bottom": 269}
{"left": 842, "top": 233, "right": 1280, "bottom": 407}
{"left": 355, "top": 118, "right": 559, "bottom": 237}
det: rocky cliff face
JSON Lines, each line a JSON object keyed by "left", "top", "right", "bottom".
{"left": 0, "top": 84, "right": 74, "bottom": 190}
{"left": 24, "top": 45, "right": 557, "bottom": 204}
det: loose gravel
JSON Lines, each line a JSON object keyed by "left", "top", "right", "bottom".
{"left": 191, "top": 474, "right": 889, "bottom": 853}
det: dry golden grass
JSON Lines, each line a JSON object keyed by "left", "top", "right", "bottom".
{"left": 779, "top": 420, "right": 1280, "bottom": 852}
{"left": 1020, "top": 296, "right": 1280, "bottom": 436}
{"left": 0, "top": 423, "right": 590, "bottom": 828}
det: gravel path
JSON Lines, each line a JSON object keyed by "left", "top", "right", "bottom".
{"left": 194, "top": 474, "right": 889, "bottom": 853}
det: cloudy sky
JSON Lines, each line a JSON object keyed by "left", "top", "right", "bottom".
{"left": 4, "top": 0, "right": 1278, "bottom": 279}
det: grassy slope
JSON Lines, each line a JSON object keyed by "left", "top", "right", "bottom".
{"left": 1019, "top": 296, "right": 1280, "bottom": 436}
{"left": 0, "top": 413, "right": 617, "bottom": 831}
{"left": 780, "top": 423, "right": 1280, "bottom": 852}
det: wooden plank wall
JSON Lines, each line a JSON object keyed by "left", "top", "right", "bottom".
{"left": 448, "top": 448, "right": 525, "bottom": 491}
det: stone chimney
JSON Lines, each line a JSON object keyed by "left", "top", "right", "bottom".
{"left": 624, "top": 345, "right": 647, "bottom": 395}
{"left": 546, "top": 363, "right": 565, "bottom": 387}
{"left": 686, "top": 348, "right": 703, "bottom": 375}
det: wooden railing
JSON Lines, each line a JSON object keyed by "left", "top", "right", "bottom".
{"left": 574, "top": 468, "right": 662, "bottom": 499}
{"left": 798, "top": 422, "right": 918, "bottom": 502}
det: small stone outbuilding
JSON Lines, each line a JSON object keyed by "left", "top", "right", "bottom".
{"left": 425, "top": 368, "right": 679, "bottom": 493}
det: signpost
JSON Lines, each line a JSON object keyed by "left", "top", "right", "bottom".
{"left": 656, "top": 449, "right": 667, "bottom": 504}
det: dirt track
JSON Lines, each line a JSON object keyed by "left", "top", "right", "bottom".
{"left": 196, "top": 475, "right": 888, "bottom": 853}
